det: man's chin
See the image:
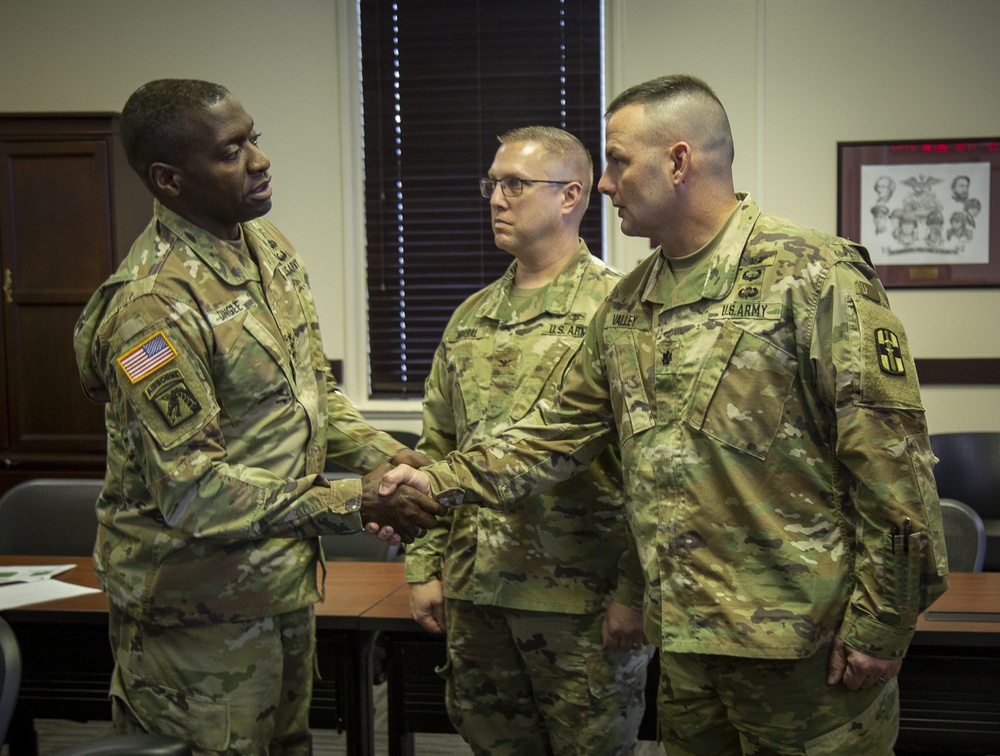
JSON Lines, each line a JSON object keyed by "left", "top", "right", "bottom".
{"left": 246, "top": 199, "right": 273, "bottom": 219}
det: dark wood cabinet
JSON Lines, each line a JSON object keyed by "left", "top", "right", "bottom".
{"left": 0, "top": 114, "right": 149, "bottom": 495}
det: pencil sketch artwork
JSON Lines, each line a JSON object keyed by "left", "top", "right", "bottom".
{"left": 860, "top": 161, "right": 990, "bottom": 266}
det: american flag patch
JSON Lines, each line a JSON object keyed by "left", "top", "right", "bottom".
{"left": 117, "top": 332, "right": 177, "bottom": 383}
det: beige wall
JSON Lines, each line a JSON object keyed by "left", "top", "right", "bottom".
{"left": 3, "top": 0, "right": 998, "bottom": 433}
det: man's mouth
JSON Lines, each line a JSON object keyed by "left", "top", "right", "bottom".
{"left": 250, "top": 179, "right": 273, "bottom": 201}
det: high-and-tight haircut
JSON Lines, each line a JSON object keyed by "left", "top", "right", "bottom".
{"left": 606, "top": 74, "right": 734, "bottom": 166}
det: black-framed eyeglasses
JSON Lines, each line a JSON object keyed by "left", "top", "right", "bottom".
{"left": 479, "top": 177, "right": 574, "bottom": 198}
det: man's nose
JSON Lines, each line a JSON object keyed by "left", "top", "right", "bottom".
{"left": 249, "top": 142, "right": 270, "bottom": 174}
{"left": 597, "top": 170, "right": 613, "bottom": 196}
{"left": 490, "top": 185, "right": 508, "bottom": 208}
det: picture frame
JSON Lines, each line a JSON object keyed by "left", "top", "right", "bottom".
{"left": 837, "top": 137, "right": 1000, "bottom": 287}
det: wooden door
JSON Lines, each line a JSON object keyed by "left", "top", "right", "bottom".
{"left": 0, "top": 136, "right": 116, "bottom": 463}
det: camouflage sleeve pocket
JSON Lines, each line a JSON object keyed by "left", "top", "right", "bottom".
{"left": 850, "top": 296, "right": 923, "bottom": 410}
{"left": 686, "top": 321, "right": 796, "bottom": 460}
{"left": 116, "top": 328, "right": 220, "bottom": 452}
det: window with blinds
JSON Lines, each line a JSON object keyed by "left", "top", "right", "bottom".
{"left": 359, "top": 0, "right": 603, "bottom": 398}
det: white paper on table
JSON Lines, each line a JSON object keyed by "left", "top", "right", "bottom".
{"left": 0, "top": 563, "right": 76, "bottom": 584}
{"left": 0, "top": 579, "right": 101, "bottom": 610}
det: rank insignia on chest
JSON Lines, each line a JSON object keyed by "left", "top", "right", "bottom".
{"left": 117, "top": 332, "right": 177, "bottom": 383}
{"left": 874, "top": 328, "right": 906, "bottom": 375}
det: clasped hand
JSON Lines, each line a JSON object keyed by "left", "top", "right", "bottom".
{"left": 359, "top": 462, "right": 444, "bottom": 544}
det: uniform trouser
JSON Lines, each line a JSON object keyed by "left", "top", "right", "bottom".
{"left": 442, "top": 597, "right": 653, "bottom": 756}
{"left": 657, "top": 645, "right": 899, "bottom": 755}
{"left": 107, "top": 604, "right": 315, "bottom": 756}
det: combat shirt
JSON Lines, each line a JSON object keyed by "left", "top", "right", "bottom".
{"left": 74, "top": 201, "right": 405, "bottom": 626}
{"left": 421, "top": 195, "right": 949, "bottom": 660}
{"left": 406, "top": 242, "right": 644, "bottom": 614}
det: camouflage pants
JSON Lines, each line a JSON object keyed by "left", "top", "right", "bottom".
{"left": 107, "top": 604, "right": 315, "bottom": 755}
{"left": 657, "top": 646, "right": 899, "bottom": 755}
{"left": 442, "top": 598, "right": 652, "bottom": 756}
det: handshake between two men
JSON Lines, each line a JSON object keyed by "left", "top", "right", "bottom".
{"left": 357, "top": 455, "right": 444, "bottom": 545}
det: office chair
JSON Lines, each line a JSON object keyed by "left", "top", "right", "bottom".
{"left": 0, "top": 615, "right": 20, "bottom": 750}
{"left": 0, "top": 616, "right": 191, "bottom": 756}
{"left": 321, "top": 530, "right": 400, "bottom": 563}
{"left": 939, "top": 498, "right": 987, "bottom": 572}
{"left": 930, "top": 432, "right": 1000, "bottom": 570}
{"left": 0, "top": 478, "right": 104, "bottom": 556}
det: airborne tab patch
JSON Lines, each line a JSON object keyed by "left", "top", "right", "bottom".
{"left": 117, "top": 332, "right": 177, "bottom": 383}
{"left": 144, "top": 368, "right": 203, "bottom": 427}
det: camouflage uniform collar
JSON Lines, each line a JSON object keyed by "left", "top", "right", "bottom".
{"left": 153, "top": 200, "right": 262, "bottom": 285}
{"left": 641, "top": 193, "right": 759, "bottom": 306}
{"left": 480, "top": 239, "right": 594, "bottom": 322}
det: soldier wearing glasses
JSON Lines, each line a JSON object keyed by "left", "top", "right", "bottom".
{"left": 405, "top": 126, "right": 651, "bottom": 756}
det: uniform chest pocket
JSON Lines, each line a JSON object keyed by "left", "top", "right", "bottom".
{"left": 685, "top": 321, "right": 796, "bottom": 460}
{"left": 449, "top": 335, "right": 487, "bottom": 425}
{"left": 605, "top": 329, "right": 656, "bottom": 443}
{"left": 213, "top": 311, "right": 292, "bottom": 422}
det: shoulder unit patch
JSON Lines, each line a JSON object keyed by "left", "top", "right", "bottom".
{"left": 874, "top": 328, "right": 906, "bottom": 376}
{"left": 144, "top": 368, "right": 203, "bottom": 427}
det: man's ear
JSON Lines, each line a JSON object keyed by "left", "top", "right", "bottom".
{"left": 561, "top": 181, "right": 585, "bottom": 215}
{"left": 150, "top": 162, "right": 182, "bottom": 198}
{"left": 667, "top": 141, "right": 692, "bottom": 186}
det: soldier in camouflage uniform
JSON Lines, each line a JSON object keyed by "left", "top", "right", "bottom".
{"left": 405, "top": 127, "right": 651, "bottom": 756}
{"left": 73, "top": 79, "right": 443, "bottom": 755}
{"left": 381, "top": 76, "right": 948, "bottom": 754}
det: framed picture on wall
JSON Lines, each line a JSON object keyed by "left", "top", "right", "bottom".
{"left": 837, "top": 137, "right": 1000, "bottom": 287}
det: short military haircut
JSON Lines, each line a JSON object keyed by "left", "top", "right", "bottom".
{"left": 121, "top": 79, "right": 231, "bottom": 186}
{"left": 606, "top": 74, "right": 734, "bottom": 165}
{"left": 498, "top": 125, "right": 594, "bottom": 201}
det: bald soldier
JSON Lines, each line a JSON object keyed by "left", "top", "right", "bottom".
{"left": 382, "top": 74, "right": 948, "bottom": 754}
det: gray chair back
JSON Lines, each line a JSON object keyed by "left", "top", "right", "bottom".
{"left": 0, "top": 478, "right": 104, "bottom": 556}
{"left": 930, "top": 432, "right": 1000, "bottom": 570}
{"left": 321, "top": 532, "right": 400, "bottom": 562}
{"left": 939, "top": 498, "right": 986, "bottom": 572}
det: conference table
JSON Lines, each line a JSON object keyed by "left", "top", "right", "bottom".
{"left": 1, "top": 557, "right": 998, "bottom": 755}
{"left": 0, "top": 555, "right": 405, "bottom": 756}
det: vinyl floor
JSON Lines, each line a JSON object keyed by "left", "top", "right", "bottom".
{"left": 18, "top": 683, "right": 665, "bottom": 755}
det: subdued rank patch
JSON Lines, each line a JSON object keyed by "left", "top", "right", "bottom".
{"left": 855, "top": 280, "right": 883, "bottom": 305}
{"left": 143, "top": 368, "right": 202, "bottom": 427}
{"left": 117, "top": 331, "right": 177, "bottom": 383}
{"left": 874, "top": 328, "right": 905, "bottom": 375}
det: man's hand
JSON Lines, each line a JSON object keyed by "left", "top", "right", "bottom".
{"left": 601, "top": 600, "right": 648, "bottom": 651}
{"left": 409, "top": 579, "right": 446, "bottom": 634}
{"left": 379, "top": 463, "right": 433, "bottom": 497}
{"left": 826, "top": 637, "right": 903, "bottom": 690}
{"left": 391, "top": 448, "right": 433, "bottom": 469}
{"left": 360, "top": 463, "right": 445, "bottom": 544}
{"left": 362, "top": 453, "right": 434, "bottom": 542}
